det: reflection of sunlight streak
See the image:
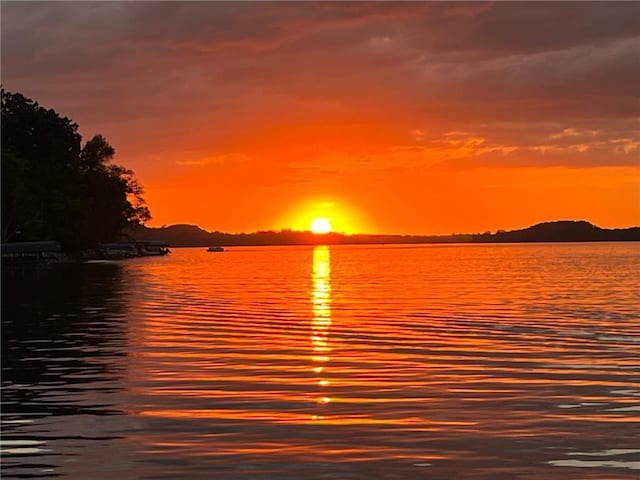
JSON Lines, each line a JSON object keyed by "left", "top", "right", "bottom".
{"left": 311, "top": 246, "right": 331, "bottom": 416}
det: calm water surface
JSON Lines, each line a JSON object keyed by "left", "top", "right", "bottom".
{"left": 2, "top": 243, "right": 639, "bottom": 479}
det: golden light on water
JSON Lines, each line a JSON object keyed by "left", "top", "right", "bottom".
{"left": 51, "top": 240, "right": 639, "bottom": 475}
{"left": 311, "top": 245, "right": 332, "bottom": 416}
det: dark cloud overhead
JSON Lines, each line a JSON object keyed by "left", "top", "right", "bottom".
{"left": 1, "top": 1, "right": 638, "bottom": 172}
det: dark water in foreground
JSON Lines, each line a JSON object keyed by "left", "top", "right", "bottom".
{"left": 2, "top": 243, "right": 639, "bottom": 479}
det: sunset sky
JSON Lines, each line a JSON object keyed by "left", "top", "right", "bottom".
{"left": 2, "top": 1, "right": 639, "bottom": 234}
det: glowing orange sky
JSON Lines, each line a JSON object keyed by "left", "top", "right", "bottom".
{"left": 3, "top": 2, "right": 639, "bottom": 234}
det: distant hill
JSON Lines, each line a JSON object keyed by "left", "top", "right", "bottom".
{"left": 473, "top": 221, "right": 640, "bottom": 243}
{"left": 125, "top": 221, "right": 640, "bottom": 247}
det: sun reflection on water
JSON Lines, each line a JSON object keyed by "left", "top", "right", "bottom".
{"left": 311, "top": 245, "right": 332, "bottom": 418}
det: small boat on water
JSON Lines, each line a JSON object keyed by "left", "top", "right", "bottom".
{"left": 207, "top": 246, "right": 224, "bottom": 252}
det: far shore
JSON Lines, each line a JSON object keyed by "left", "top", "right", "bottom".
{"left": 3, "top": 221, "right": 638, "bottom": 265}
{"left": 129, "top": 220, "right": 640, "bottom": 248}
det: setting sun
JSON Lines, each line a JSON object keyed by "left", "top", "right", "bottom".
{"left": 278, "top": 199, "right": 368, "bottom": 234}
{"left": 310, "top": 218, "right": 332, "bottom": 234}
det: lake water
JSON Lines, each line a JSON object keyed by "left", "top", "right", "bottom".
{"left": 2, "top": 243, "right": 639, "bottom": 479}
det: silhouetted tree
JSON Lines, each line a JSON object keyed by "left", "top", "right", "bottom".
{"left": 1, "top": 90, "right": 150, "bottom": 250}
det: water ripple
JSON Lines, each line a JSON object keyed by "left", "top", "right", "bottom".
{"left": 2, "top": 243, "right": 639, "bottom": 479}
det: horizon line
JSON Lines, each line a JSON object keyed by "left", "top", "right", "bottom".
{"left": 140, "top": 219, "right": 640, "bottom": 238}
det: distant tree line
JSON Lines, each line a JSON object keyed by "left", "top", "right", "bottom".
{"left": 129, "top": 220, "right": 640, "bottom": 247}
{"left": 1, "top": 90, "right": 150, "bottom": 251}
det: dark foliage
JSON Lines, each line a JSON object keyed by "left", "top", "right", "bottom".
{"left": 1, "top": 90, "right": 150, "bottom": 250}
{"left": 472, "top": 221, "right": 640, "bottom": 243}
{"left": 129, "top": 221, "right": 640, "bottom": 247}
